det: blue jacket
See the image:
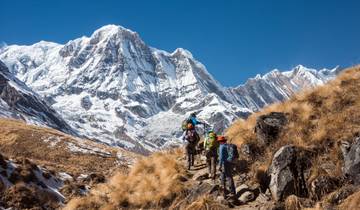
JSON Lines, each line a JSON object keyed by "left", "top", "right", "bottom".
{"left": 219, "top": 143, "right": 228, "bottom": 167}
{"left": 190, "top": 117, "right": 202, "bottom": 126}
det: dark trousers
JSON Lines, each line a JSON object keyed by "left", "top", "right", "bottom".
{"left": 206, "top": 149, "right": 217, "bottom": 179}
{"left": 186, "top": 143, "right": 196, "bottom": 169}
{"left": 221, "top": 162, "right": 236, "bottom": 196}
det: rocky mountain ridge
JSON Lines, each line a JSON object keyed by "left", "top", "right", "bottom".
{"left": 0, "top": 25, "right": 341, "bottom": 153}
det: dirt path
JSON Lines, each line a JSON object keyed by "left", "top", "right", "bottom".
{"left": 181, "top": 153, "right": 276, "bottom": 209}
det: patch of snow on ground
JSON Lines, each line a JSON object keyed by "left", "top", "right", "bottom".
{"left": 42, "top": 136, "right": 62, "bottom": 147}
{"left": 66, "top": 141, "right": 111, "bottom": 157}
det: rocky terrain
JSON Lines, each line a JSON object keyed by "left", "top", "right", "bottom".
{"left": 61, "top": 66, "right": 360, "bottom": 210}
{"left": 0, "top": 118, "right": 137, "bottom": 209}
{"left": 0, "top": 24, "right": 341, "bottom": 154}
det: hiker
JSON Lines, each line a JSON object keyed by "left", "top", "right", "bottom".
{"left": 189, "top": 112, "right": 206, "bottom": 127}
{"left": 181, "top": 112, "right": 210, "bottom": 169}
{"left": 183, "top": 123, "right": 200, "bottom": 170}
{"left": 218, "top": 136, "right": 238, "bottom": 198}
{"left": 181, "top": 112, "right": 205, "bottom": 131}
{"left": 203, "top": 130, "right": 219, "bottom": 179}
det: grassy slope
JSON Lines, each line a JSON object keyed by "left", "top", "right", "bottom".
{"left": 0, "top": 118, "right": 136, "bottom": 176}
{"left": 226, "top": 66, "right": 360, "bottom": 208}
{"left": 227, "top": 66, "right": 360, "bottom": 174}
{"left": 64, "top": 149, "right": 189, "bottom": 210}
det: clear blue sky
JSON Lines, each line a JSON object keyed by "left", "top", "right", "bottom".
{"left": 1, "top": 0, "right": 360, "bottom": 86}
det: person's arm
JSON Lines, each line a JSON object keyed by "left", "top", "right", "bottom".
{"left": 191, "top": 117, "right": 203, "bottom": 125}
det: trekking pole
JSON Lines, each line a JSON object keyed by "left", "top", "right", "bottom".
{"left": 203, "top": 123, "right": 206, "bottom": 137}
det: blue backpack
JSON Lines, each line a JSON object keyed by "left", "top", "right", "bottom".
{"left": 226, "top": 144, "right": 239, "bottom": 163}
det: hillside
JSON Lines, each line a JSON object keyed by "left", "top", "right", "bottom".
{"left": 226, "top": 65, "right": 360, "bottom": 209}
{"left": 63, "top": 65, "right": 360, "bottom": 210}
{"left": 0, "top": 118, "right": 137, "bottom": 209}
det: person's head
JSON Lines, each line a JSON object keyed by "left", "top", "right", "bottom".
{"left": 217, "top": 135, "right": 227, "bottom": 144}
{"left": 187, "top": 123, "right": 194, "bottom": 130}
{"left": 190, "top": 112, "right": 197, "bottom": 118}
{"left": 208, "top": 131, "right": 216, "bottom": 138}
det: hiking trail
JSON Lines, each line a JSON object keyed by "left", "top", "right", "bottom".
{"left": 179, "top": 152, "right": 278, "bottom": 209}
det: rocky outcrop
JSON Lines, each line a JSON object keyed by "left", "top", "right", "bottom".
{"left": 341, "top": 136, "right": 360, "bottom": 183}
{"left": 81, "top": 96, "right": 93, "bottom": 110}
{"left": 255, "top": 112, "right": 287, "bottom": 145}
{"left": 0, "top": 155, "right": 64, "bottom": 209}
{"left": 268, "top": 145, "right": 310, "bottom": 201}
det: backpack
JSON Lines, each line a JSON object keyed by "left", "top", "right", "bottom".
{"left": 205, "top": 132, "right": 218, "bottom": 150}
{"left": 181, "top": 118, "right": 194, "bottom": 131}
{"left": 185, "top": 130, "right": 199, "bottom": 143}
{"left": 226, "top": 144, "right": 239, "bottom": 163}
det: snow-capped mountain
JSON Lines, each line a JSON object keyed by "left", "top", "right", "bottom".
{"left": 0, "top": 60, "right": 74, "bottom": 134}
{"left": 227, "top": 65, "right": 342, "bottom": 111}
{"left": 0, "top": 25, "right": 341, "bottom": 153}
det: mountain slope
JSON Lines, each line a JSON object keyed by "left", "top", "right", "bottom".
{"left": 0, "top": 25, "right": 341, "bottom": 153}
{"left": 0, "top": 60, "right": 74, "bottom": 134}
{"left": 0, "top": 118, "right": 137, "bottom": 209}
{"left": 227, "top": 65, "right": 341, "bottom": 111}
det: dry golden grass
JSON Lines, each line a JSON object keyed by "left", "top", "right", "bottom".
{"left": 0, "top": 118, "right": 136, "bottom": 176}
{"left": 338, "top": 190, "right": 360, "bottom": 210}
{"left": 285, "top": 195, "right": 327, "bottom": 210}
{"left": 64, "top": 150, "right": 188, "bottom": 210}
{"left": 183, "top": 195, "right": 225, "bottom": 210}
{"left": 285, "top": 195, "right": 302, "bottom": 210}
{"left": 226, "top": 66, "right": 360, "bottom": 177}
{"left": 303, "top": 204, "right": 324, "bottom": 210}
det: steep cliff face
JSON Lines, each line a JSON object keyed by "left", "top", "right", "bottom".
{"left": 0, "top": 61, "right": 74, "bottom": 134}
{"left": 0, "top": 25, "right": 340, "bottom": 153}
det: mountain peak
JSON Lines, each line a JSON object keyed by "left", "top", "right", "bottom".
{"left": 171, "top": 48, "right": 193, "bottom": 59}
{"left": 87, "top": 24, "right": 141, "bottom": 45}
{"left": 91, "top": 24, "right": 138, "bottom": 38}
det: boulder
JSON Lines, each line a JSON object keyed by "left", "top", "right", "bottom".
{"left": 255, "top": 112, "right": 287, "bottom": 145}
{"left": 239, "top": 191, "right": 255, "bottom": 203}
{"left": 236, "top": 184, "right": 250, "bottom": 195}
{"left": 240, "top": 143, "right": 261, "bottom": 159}
{"left": 268, "top": 145, "right": 310, "bottom": 201}
{"left": 341, "top": 136, "right": 360, "bottom": 183}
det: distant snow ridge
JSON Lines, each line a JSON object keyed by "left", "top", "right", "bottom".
{"left": 228, "top": 65, "right": 341, "bottom": 111}
{"left": 0, "top": 25, "right": 341, "bottom": 153}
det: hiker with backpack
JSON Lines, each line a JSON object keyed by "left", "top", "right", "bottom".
{"left": 181, "top": 112, "right": 208, "bottom": 170}
{"left": 181, "top": 112, "right": 207, "bottom": 132}
{"left": 218, "top": 136, "right": 238, "bottom": 198}
{"left": 183, "top": 123, "right": 200, "bottom": 170}
{"left": 203, "top": 130, "right": 219, "bottom": 180}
